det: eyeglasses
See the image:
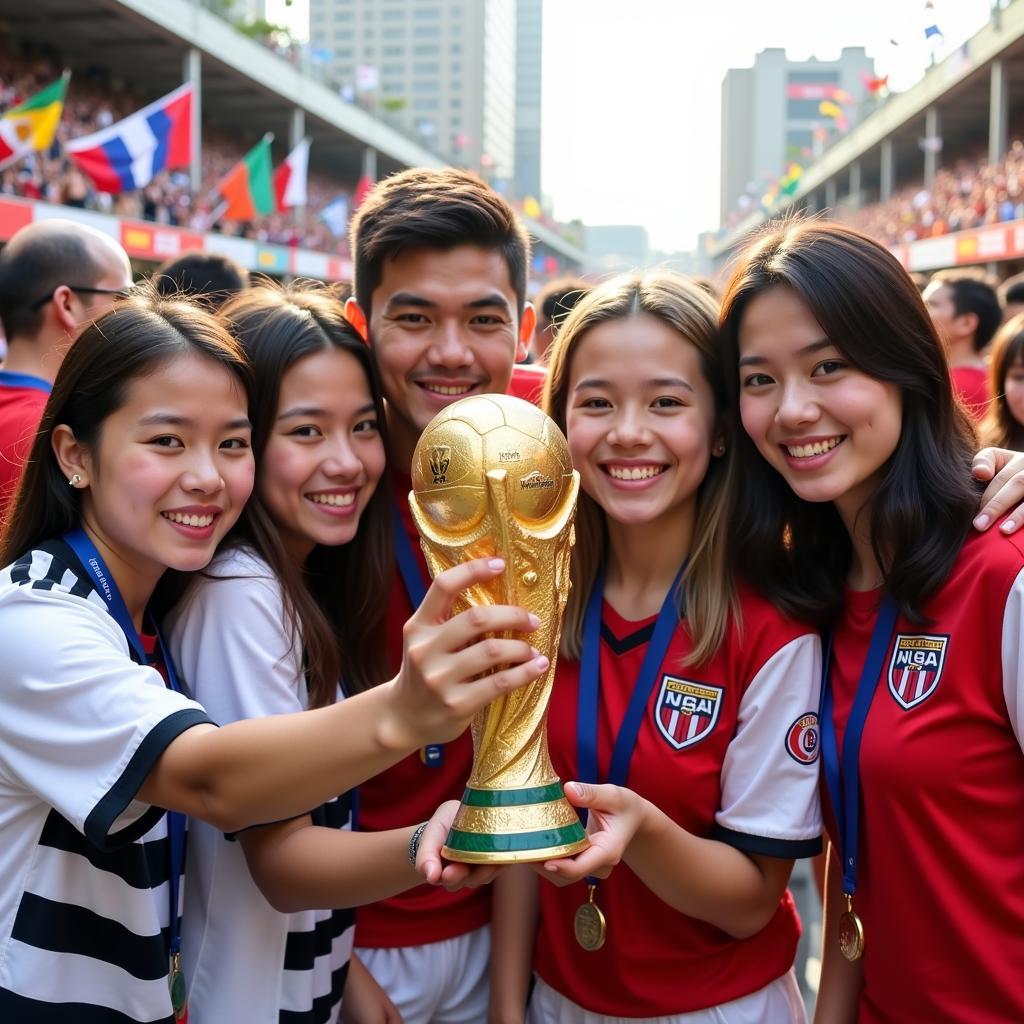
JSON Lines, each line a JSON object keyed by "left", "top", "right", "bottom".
{"left": 28, "top": 285, "right": 132, "bottom": 312}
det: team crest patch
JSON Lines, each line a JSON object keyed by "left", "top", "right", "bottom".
{"left": 786, "top": 713, "right": 820, "bottom": 765}
{"left": 887, "top": 633, "right": 949, "bottom": 710}
{"left": 654, "top": 675, "right": 723, "bottom": 750}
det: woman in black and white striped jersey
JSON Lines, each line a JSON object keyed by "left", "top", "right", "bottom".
{"left": 0, "top": 291, "right": 547, "bottom": 1024}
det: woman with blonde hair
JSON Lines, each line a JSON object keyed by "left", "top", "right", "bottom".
{"left": 488, "top": 272, "right": 821, "bottom": 1024}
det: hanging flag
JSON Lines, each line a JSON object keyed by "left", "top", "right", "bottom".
{"left": 274, "top": 137, "right": 310, "bottom": 210}
{"left": 65, "top": 82, "right": 192, "bottom": 193}
{"left": 924, "top": 1, "right": 943, "bottom": 40}
{"left": 819, "top": 100, "right": 843, "bottom": 120}
{"left": 860, "top": 71, "right": 890, "bottom": 93}
{"left": 218, "top": 134, "right": 275, "bottom": 221}
{"left": 319, "top": 194, "right": 349, "bottom": 237}
{"left": 353, "top": 174, "right": 373, "bottom": 210}
{"left": 0, "top": 72, "right": 70, "bottom": 170}
{"left": 779, "top": 163, "right": 804, "bottom": 197}
{"left": 522, "top": 195, "right": 542, "bottom": 219}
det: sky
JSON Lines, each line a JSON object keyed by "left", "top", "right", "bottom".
{"left": 267, "top": 0, "right": 996, "bottom": 252}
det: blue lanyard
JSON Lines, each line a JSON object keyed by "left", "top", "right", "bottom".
{"left": 0, "top": 369, "right": 52, "bottom": 394}
{"left": 820, "top": 594, "right": 898, "bottom": 898}
{"left": 63, "top": 528, "right": 187, "bottom": 962}
{"left": 576, "top": 564, "right": 686, "bottom": 791}
{"left": 393, "top": 499, "right": 428, "bottom": 610}
{"left": 391, "top": 499, "right": 444, "bottom": 768}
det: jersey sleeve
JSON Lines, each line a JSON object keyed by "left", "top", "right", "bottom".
{"left": 712, "top": 632, "right": 823, "bottom": 858}
{"left": 1000, "top": 566, "right": 1024, "bottom": 752}
{"left": 0, "top": 588, "right": 210, "bottom": 849}
{"left": 168, "top": 553, "right": 306, "bottom": 726}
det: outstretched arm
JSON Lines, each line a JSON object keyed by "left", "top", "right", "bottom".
{"left": 141, "top": 558, "right": 549, "bottom": 833}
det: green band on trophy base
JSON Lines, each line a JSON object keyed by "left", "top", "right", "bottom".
{"left": 442, "top": 820, "right": 588, "bottom": 863}
{"left": 461, "top": 783, "right": 564, "bottom": 807}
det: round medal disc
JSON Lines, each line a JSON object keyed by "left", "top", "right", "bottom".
{"left": 573, "top": 899, "right": 607, "bottom": 952}
{"left": 838, "top": 909, "right": 865, "bottom": 962}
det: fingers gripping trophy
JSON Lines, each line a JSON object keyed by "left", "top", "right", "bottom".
{"left": 410, "top": 394, "right": 589, "bottom": 863}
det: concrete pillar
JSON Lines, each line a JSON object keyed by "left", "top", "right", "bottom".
{"left": 849, "top": 160, "right": 862, "bottom": 211}
{"left": 184, "top": 48, "right": 202, "bottom": 194}
{"left": 362, "top": 146, "right": 377, "bottom": 183}
{"left": 881, "top": 139, "right": 895, "bottom": 203}
{"left": 990, "top": 59, "right": 1009, "bottom": 165}
{"left": 289, "top": 107, "right": 306, "bottom": 231}
{"left": 825, "top": 178, "right": 838, "bottom": 212}
{"left": 924, "top": 107, "right": 940, "bottom": 188}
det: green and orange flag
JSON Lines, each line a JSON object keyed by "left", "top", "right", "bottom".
{"left": 0, "top": 71, "right": 70, "bottom": 170}
{"left": 218, "top": 133, "right": 275, "bottom": 220}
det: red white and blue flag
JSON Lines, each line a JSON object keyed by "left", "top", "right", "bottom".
{"left": 65, "top": 83, "right": 192, "bottom": 194}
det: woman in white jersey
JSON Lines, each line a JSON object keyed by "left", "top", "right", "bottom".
{"left": 169, "top": 283, "right": 493, "bottom": 1023}
{"left": 0, "top": 290, "right": 548, "bottom": 1024}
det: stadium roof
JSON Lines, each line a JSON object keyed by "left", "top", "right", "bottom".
{"left": 715, "top": 2, "right": 1024, "bottom": 258}
{"left": 0, "top": 0, "right": 584, "bottom": 265}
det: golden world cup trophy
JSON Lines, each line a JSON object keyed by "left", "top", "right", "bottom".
{"left": 409, "top": 393, "right": 589, "bottom": 863}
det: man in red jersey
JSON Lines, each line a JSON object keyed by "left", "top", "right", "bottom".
{"left": 923, "top": 270, "right": 1001, "bottom": 420}
{"left": 344, "top": 168, "right": 545, "bottom": 1024}
{"left": 0, "top": 219, "right": 131, "bottom": 519}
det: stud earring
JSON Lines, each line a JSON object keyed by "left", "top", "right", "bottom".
{"left": 713, "top": 444, "right": 726, "bottom": 457}
{"left": 68, "top": 473, "right": 82, "bottom": 487}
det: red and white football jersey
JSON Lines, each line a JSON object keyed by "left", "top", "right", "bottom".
{"left": 825, "top": 525, "right": 1024, "bottom": 1023}
{"left": 535, "top": 583, "right": 822, "bottom": 1017}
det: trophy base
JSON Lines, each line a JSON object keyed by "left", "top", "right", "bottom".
{"left": 440, "top": 781, "right": 589, "bottom": 864}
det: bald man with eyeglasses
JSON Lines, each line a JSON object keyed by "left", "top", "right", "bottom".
{"left": 0, "top": 218, "right": 132, "bottom": 518}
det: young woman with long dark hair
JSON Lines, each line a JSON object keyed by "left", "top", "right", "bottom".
{"left": 0, "top": 291, "right": 547, "bottom": 1024}
{"left": 982, "top": 312, "right": 1024, "bottom": 452}
{"left": 719, "top": 221, "right": 1024, "bottom": 1023}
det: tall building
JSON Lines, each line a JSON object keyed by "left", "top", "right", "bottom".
{"left": 231, "top": 0, "right": 267, "bottom": 22}
{"left": 719, "top": 47, "right": 874, "bottom": 226}
{"left": 584, "top": 224, "right": 649, "bottom": 274}
{"left": 308, "top": 0, "right": 521, "bottom": 184}
{"left": 515, "top": 0, "right": 542, "bottom": 201}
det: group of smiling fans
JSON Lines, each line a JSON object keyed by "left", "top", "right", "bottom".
{"left": 0, "top": 165, "right": 1023, "bottom": 1024}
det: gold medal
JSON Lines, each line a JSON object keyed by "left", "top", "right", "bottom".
{"left": 169, "top": 951, "right": 188, "bottom": 1021}
{"left": 573, "top": 883, "right": 607, "bottom": 952}
{"left": 837, "top": 894, "right": 865, "bottom": 962}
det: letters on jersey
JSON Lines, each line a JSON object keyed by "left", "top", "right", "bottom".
{"left": 655, "top": 675, "right": 723, "bottom": 750}
{"left": 887, "top": 633, "right": 948, "bottom": 710}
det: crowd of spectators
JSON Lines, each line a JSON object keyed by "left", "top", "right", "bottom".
{"left": 840, "top": 139, "right": 1024, "bottom": 246}
{"left": 0, "top": 42, "right": 348, "bottom": 254}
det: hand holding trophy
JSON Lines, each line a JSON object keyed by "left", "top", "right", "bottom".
{"left": 409, "top": 394, "right": 589, "bottom": 863}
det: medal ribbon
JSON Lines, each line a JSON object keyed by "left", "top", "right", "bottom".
{"left": 392, "top": 499, "right": 443, "bottom": 768}
{"left": 577, "top": 563, "right": 687, "bottom": 792}
{"left": 820, "top": 593, "right": 897, "bottom": 899}
{"left": 63, "top": 528, "right": 188, "bottom": 998}
{"left": 393, "top": 500, "right": 429, "bottom": 609}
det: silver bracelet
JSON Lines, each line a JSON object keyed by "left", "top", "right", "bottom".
{"left": 408, "top": 821, "right": 429, "bottom": 868}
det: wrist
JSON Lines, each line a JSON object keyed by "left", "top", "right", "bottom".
{"left": 408, "top": 821, "right": 428, "bottom": 868}
{"left": 374, "top": 680, "right": 422, "bottom": 754}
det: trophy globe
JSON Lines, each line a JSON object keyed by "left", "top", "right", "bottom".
{"left": 410, "top": 394, "right": 589, "bottom": 863}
